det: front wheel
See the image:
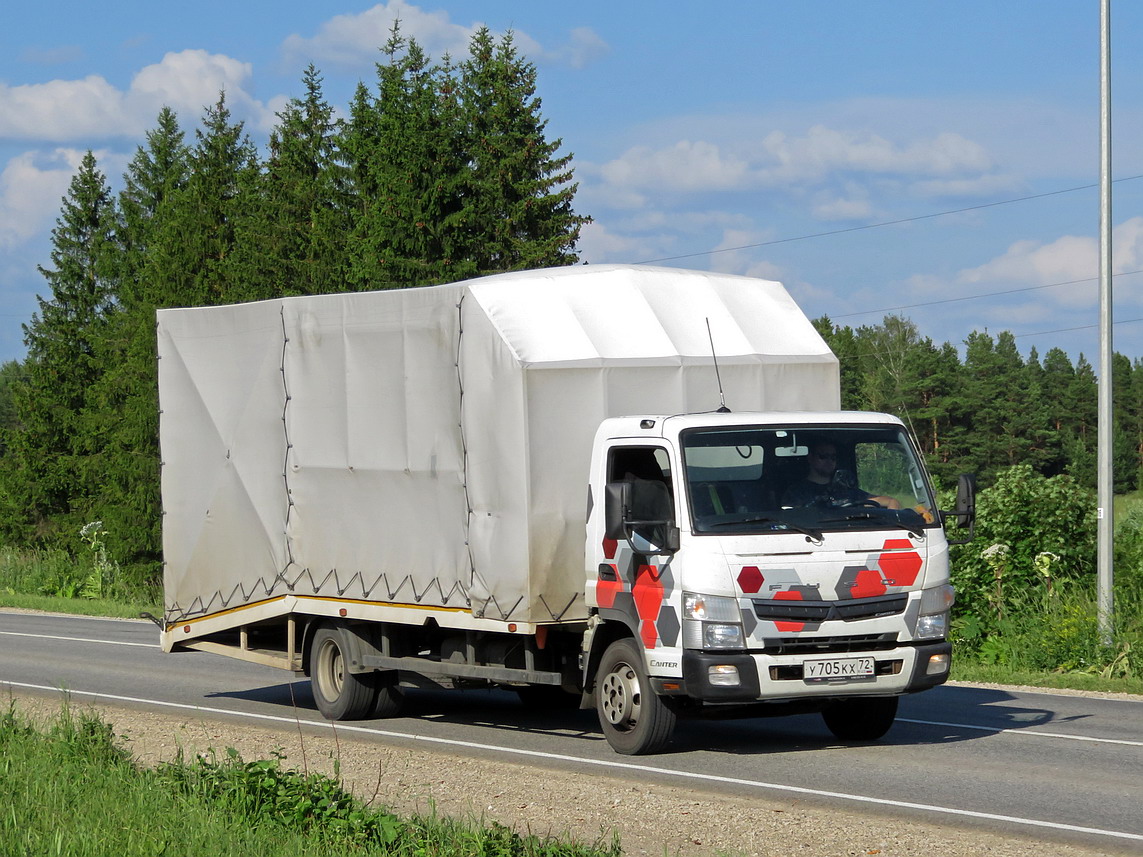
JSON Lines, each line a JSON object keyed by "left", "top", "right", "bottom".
{"left": 821, "top": 696, "right": 899, "bottom": 741}
{"left": 595, "top": 638, "right": 676, "bottom": 755}
{"left": 310, "top": 624, "right": 381, "bottom": 721}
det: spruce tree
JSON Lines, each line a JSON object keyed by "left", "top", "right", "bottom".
{"left": 347, "top": 27, "right": 467, "bottom": 289}
{"left": 0, "top": 152, "right": 119, "bottom": 546}
{"left": 458, "top": 28, "right": 588, "bottom": 273}
{"left": 149, "top": 93, "right": 260, "bottom": 307}
{"left": 90, "top": 109, "right": 191, "bottom": 573}
{"left": 234, "top": 66, "right": 351, "bottom": 299}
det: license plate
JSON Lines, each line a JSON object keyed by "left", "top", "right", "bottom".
{"left": 804, "top": 656, "right": 875, "bottom": 680}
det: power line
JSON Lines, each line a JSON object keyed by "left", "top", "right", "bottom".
{"left": 636, "top": 174, "right": 1143, "bottom": 265}
{"left": 832, "top": 269, "right": 1143, "bottom": 320}
{"left": 1012, "top": 316, "right": 1143, "bottom": 341}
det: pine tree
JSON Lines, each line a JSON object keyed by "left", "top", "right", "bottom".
{"left": 0, "top": 152, "right": 119, "bottom": 546}
{"left": 957, "top": 331, "right": 1030, "bottom": 484}
{"left": 1111, "top": 351, "right": 1137, "bottom": 493}
{"left": 812, "top": 316, "right": 863, "bottom": 410}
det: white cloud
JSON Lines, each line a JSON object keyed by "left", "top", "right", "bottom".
{"left": 962, "top": 235, "right": 1096, "bottom": 287}
{"left": 281, "top": 2, "right": 607, "bottom": 71}
{"left": 812, "top": 192, "right": 873, "bottom": 222}
{"left": 534, "top": 27, "right": 609, "bottom": 69}
{"left": 131, "top": 50, "right": 265, "bottom": 124}
{"left": 282, "top": 1, "right": 475, "bottom": 69}
{"left": 577, "top": 220, "right": 646, "bottom": 263}
{"left": 949, "top": 218, "right": 1143, "bottom": 314}
{"left": 758, "top": 127, "right": 992, "bottom": 184}
{"left": 599, "top": 140, "right": 751, "bottom": 197}
{"left": 0, "top": 50, "right": 274, "bottom": 142}
{"left": 0, "top": 149, "right": 85, "bottom": 248}
{"left": 708, "top": 228, "right": 782, "bottom": 278}
{"left": 591, "top": 124, "right": 1001, "bottom": 208}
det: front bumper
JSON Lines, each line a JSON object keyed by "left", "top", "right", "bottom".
{"left": 677, "top": 640, "right": 951, "bottom": 703}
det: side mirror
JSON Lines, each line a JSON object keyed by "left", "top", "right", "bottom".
{"left": 604, "top": 481, "right": 633, "bottom": 541}
{"left": 943, "top": 473, "right": 976, "bottom": 544}
{"left": 604, "top": 479, "right": 679, "bottom": 554}
{"left": 955, "top": 473, "right": 976, "bottom": 527}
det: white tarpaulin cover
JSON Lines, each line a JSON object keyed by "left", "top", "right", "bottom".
{"left": 158, "top": 265, "right": 839, "bottom": 625}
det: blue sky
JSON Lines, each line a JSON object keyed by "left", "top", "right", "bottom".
{"left": 3, "top": 1, "right": 1143, "bottom": 366}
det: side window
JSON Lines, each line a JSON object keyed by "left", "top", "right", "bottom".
{"left": 608, "top": 447, "right": 673, "bottom": 544}
{"left": 608, "top": 447, "right": 670, "bottom": 486}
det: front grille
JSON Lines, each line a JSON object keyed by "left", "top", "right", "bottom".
{"left": 757, "top": 632, "right": 899, "bottom": 656}
{"left": 753, "top": 594, "right": 908, "bottom": 623}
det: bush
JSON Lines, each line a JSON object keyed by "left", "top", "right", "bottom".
{"left": 949, "top": 467, "right": 1143, "bottom": 678}
{"left": 950, "top": 464, "right": 1095, "bottom": 628}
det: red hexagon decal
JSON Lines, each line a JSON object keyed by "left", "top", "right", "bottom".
{"left": 596, "top": 565, "right": 622, "bottom": 608}
{"left": 633, "top": 565, "right": 664, "bottom": 621}
{"left": 738, "top": 565, "right": 765, "bottom": 594}
{"left": 602, "top": 538, "right": 618, "bottom": 560}
{"left": 850, "top": 568, "right": 888, "bottom": 599}
{"left": 879, "top": 539, "right": 922, "bottom": 587}
{"left": 772, "top": 590, "right": 805, "bottom": 632}
{"left": 640, "top": 619, "right": 659, "bottom": 649}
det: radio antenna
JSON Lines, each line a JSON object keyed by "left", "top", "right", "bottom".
{"left": 706, "top": 317, "right": 731, "bottom": 413}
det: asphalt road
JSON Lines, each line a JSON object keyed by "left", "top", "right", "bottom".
{"left": 2, "top": 609, "right": 1141, "bottom": 854}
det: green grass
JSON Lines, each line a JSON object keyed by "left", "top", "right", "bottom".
{"left": 0, "top": 702, "right": 621, "bottom": 857}
{"left": 0, "top": 591, "right": 160, "bottom": 619}
{"left": 0, "top": 546, "right": 160, "bottom": 619}
{"left": 950, "top": 661, "right": 1143, "bottom": 696}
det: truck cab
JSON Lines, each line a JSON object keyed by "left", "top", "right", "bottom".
{"left": 586, "top": 411, "right": 970, "bottom": 754}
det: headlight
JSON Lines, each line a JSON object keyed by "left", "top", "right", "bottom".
{"left": 683, "top": 592, "right": 745, "bottom": 650}
{"left": 915, "top": 612, "right": 948, "bottom": 639}
{"left": 683, "top": 592, "right": 740, "bottom": 621}
{"left": 915, "top": 584, "right": 955, "bottom": 640}
{"left": 920, "top": 584, "right": 955, "bottom": 614}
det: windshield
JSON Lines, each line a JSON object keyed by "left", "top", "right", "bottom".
{"left": 681, "top": 424, "right": 937, "bottom": 536}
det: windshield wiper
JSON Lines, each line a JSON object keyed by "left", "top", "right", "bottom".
{"left": 820, "top": 511, "right": 924, "bottom": 539}
{"left": 706, "top": 515, "right": 823, "bottom": 541}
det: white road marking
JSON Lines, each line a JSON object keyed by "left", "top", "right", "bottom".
{"left": 0, "top": 630, "right": 157, "bottom": 649}
{"left": 898, "top": 716, "right": 1143, "bottom": 747}
{"left": 4, "top": 680, "right": 1142, "bottom": 846}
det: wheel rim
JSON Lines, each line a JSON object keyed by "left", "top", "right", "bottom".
{"left": 599, "top": 661, "right": 641, "bottom": 730}
{"left": 316, "top": 638, "right": 344, "bottom": 701}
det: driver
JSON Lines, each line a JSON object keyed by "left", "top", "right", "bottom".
{"left": 782, "top": 441, "right": 901, "bottom": 509}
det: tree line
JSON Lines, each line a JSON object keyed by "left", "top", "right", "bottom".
{"left": 1, "top": 24, "right": 1140, "bottom": 589}
{"left": 0, "top": 26, "right": 588, "bottom": 585}
{"left": 814, "top": 314, "right": 1143, "bottom": 493}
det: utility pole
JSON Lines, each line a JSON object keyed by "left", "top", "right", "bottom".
{"left": 1098, "top": 0, "right": 1115, "bottom": 644}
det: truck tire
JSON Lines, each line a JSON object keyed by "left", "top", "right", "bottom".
{"left": 821, "top": 696, "right": 898, "bottom": 741}
{"left": 595, "top": 638, "right": 676, "bottom": 755}
{"left": 370, "top": 675, "right": 405, "bottom": 719}
{"left": 310, "top": 625, "right": 379, "bottom": 721}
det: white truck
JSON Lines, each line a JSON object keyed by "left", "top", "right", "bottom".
{"left": 157, "top": 264, "right": 973, "bottom": 754}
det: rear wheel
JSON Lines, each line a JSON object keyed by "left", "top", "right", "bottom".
{"left": 310, "top": 625, "right": 380, "bottom": 721}
{"left": 370, "top": 675, "right": 405, "bottom": 718}
{"left": 821, "top": 696, "right": 899, "bottom": 741}
{"left": 595, "top": 638, "right": 676, "bottom": 755}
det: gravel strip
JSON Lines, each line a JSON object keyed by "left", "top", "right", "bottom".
{"left": 3, "top": 688, "right": 1126, "bottom": 857}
